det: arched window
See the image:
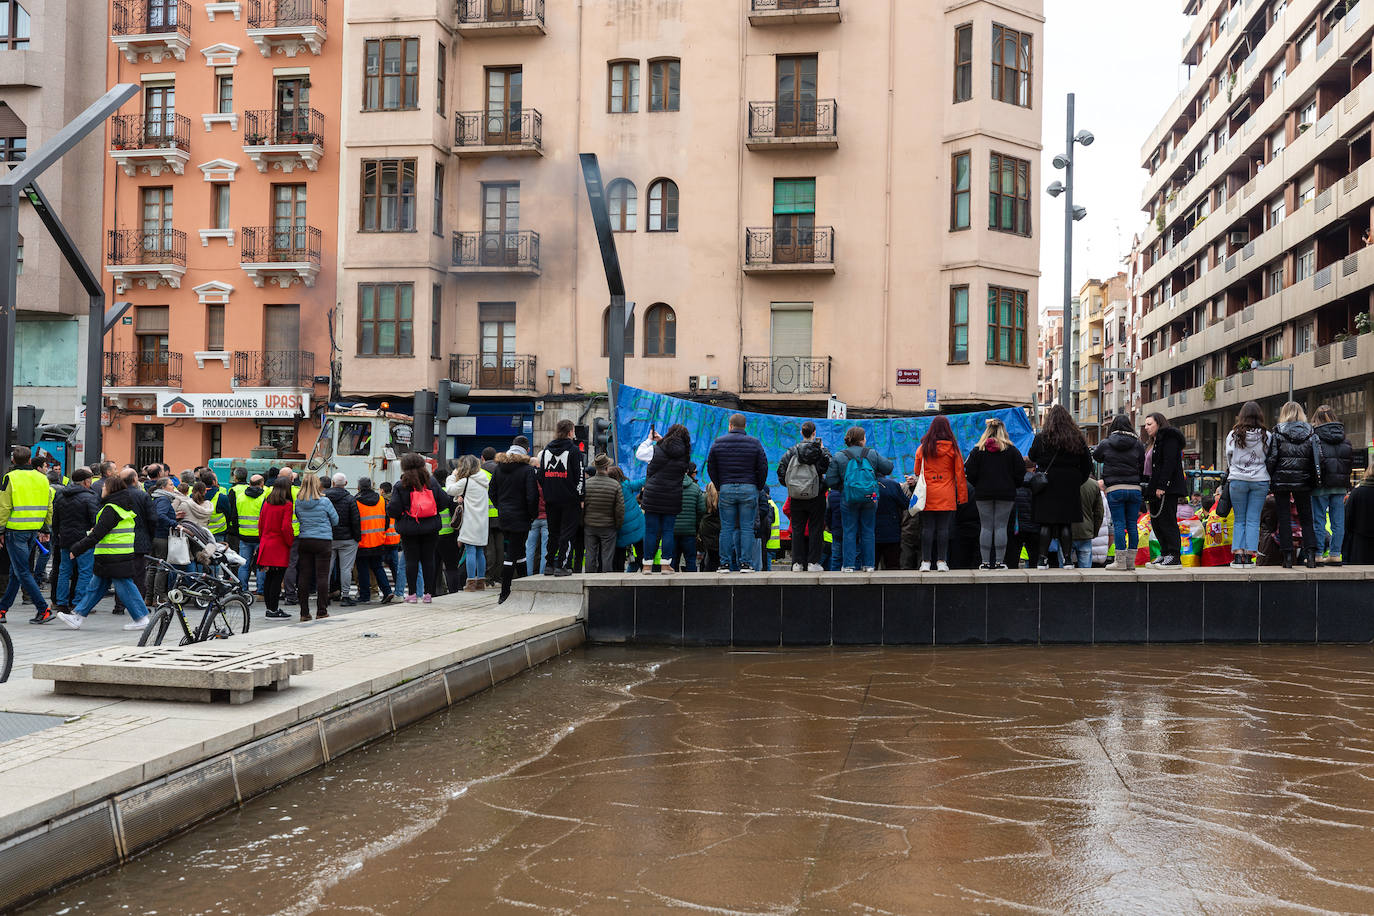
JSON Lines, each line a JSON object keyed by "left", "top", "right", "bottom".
{"left": 607, "top": 178, "right": 636, "bottom": 232}
{"left": 648, "top": 178, "right": 678, "bottom": 232}
{"left": 643, "top": 303, "right": 675, "bottom": 357}
{"left": 0, "top": 2, "right": 30, "bottom": 50}
{"left": 648, "top": 58, "right": 680, "bottom": 111}
{"left": 602, "top": 305, "right": 634, "bottom": 358}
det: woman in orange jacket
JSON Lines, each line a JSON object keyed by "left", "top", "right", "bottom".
{"left": 911, "top": 415, "right": 969, "bottom": 571}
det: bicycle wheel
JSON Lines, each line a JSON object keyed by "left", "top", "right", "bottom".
{"left": 204, "top": 597, "right": 250, "bottom": 640}
{"left": 137, "top": 607, "right": 175, "bottom": 648}
{"left": 0, "top": 624, "right": 13, "bottom": 683}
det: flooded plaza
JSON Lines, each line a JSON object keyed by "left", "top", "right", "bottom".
{"left": 23, "top": 645, "right": 1374, "bottom": 915}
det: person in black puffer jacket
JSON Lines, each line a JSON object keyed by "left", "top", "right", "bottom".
{"left": 1008, "top": 460, "right": 1037, "bottom": 568}
{"left": 1310, "top": 404, "right": 1355, "bottom": 564}
{"left": 1093, "top": 415, "right": 1147, "bottom": 570}
{"left": 963, "top": 418, "right": 1025, "bottom": 569}
{"left": 57, "top": 475, "right": 152, "bottom": 629}
{"left": 52, "top": 468, "right": 100, "bottom": 612}
{"left": 1265, "top": 401, "right": 1321, "bottom": 568}
{"left": 488, "top": 446, "right": 540, "bottom": 600}
{"left": 638, "top": 424, "right": 691, "bottom": 573}
{"left": 1143, "top": 413, "right": 1187, "bottom": 568}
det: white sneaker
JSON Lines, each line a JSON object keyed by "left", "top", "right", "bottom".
{"left": 861, "top": 566, "right": 875, "bottom": 573}
{"left": 919, "top": 562, "right": 931, "bottom": 572}
{"left": 937, "top": 561, "right": 950, "bottom": 572}
{"left": 841, "top": 567, "right": 856, "bottom": 573}
{"left": 57, "top": 612, "right": 83, "bottom": 630}
{"left": 791, "top": 563, "right": 803, "bottom": 572}
{"left": 807, "top": 564, "right": 824, "bottom": 572}
{"left": 123, "top": 616, "right": 152, "bottom": 631}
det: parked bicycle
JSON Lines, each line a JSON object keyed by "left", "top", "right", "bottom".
{"left": 139, "top": 559, "right": 251, "bottom": 647}
{"left": 1, "top": 620, "right": 12, "bottom": 683}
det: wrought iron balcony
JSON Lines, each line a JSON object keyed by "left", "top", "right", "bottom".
{"left": 449, "top": 353, "right": 539, "bottom": 392}
{"left": 242, "top": 109, "right": 325, "bottom": 173}
{"left": 105, "top": 229, "right": 187, "bottom": 293}
{"left": 109, "top": 114, "right": 191, "bottom": 177}
{"left": 104, "top": 351, "right": 182, "bottom": 389}
{"left": 233, "top": 350, "right": 316, "bottom": 388}
{"left": 748, "top": 0, "right": 840, "bottom": 26}
{"left": 743, "top": 226, "right": 835, "bottom": 274}
{"left": 246, "top": 0, "right": 327, "bottom": 56}
{"left": 451, "top": 230, "right": 540, "bottom": 275}
{"left": 456, "top": 0, "right": 545, "bottom": 35}
{"left": 746, "top": 100, "right": 838, "bottom": 150}
{"left": 454, "top": 108, "right": 543, "bottom": 156}
{"left": 240, "top": 225, "right": 322, "bottom": 288}
{"left": 742, "top": 356, "right": 832, "bottom": 394}
{"left": 111, "top": 0, "right": 191, "bottom": 62}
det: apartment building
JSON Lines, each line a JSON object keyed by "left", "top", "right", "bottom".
{"left": 335, "top": 0, "right": 1044, "bottom": 453}
{"left": 1072, "top": 273, "right": 1126, "bottom": 442}
{"left": 1137, "top": 0, "right": 1374, "bottom": 468}
{"left": 3, "top": 0, "right": 107, "bottom": 460}
{"left": 99, "top": 0, "right": 341, "bottom": 469}
{"left": 1035, "top": 303, "right": 1062, "bottom": 420}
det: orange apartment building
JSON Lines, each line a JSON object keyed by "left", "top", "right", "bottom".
{"left": 99, "top": 0, "right": 340, "bottom": 470}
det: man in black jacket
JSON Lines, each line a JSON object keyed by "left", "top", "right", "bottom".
{"left": 117, "top": 467, "right": 158, "bottom": 611}
{"left": 490, "top": 446, "right": 540, "bottom": 602}
{"left": 777, "top": 421, "right": 831, "bottom": 571}
{"left": 707, "top": 414, "right": 768, "bottom": 573}
{"left": 325, "top": 472, "right": 362, "bottom": 605}
{"left": 52, "top": 468, "right": 99, "bottom": 614}
{"left": 536, "top": 420, "right": 584, "bottom": 575}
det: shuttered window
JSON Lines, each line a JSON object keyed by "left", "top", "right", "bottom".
{"left": 772, "top": 178, "right": 815, "bottom": 215}
{"left": 770, "top": 306, "right": 812, "bottom": 357}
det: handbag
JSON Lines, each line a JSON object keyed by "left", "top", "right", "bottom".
{"left": 452, "top": 479, "right": 468, "bottom": 533}
{"left": 1029, "top": 450, "right": 1056, "bottom": 495}
{"left": 1214, "top": 475, "right": 1232, "bottom": 517}
{"left": 167, "top": 532, "right": 191, "bottom": 566}
{"left": 908, "top": 470, "right": 928, "bottom": 516}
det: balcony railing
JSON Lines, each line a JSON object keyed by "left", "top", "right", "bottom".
{"left": 243, "top": 109, "right": 325, "bottom": 147}
{"left": 112, "top": 0, "right": 190, "bottom": 36}
{"left": 454, "top": 108, "right": 542, "bottom": 152}
{"left": 233, "top": 350, "right": 315, "bottom": 388}
{"left": 104, "top": 351, "right": 182, "bottom": 389}
{"left": 106, "top": 229, "right": 187, "bottom": 266}
{"left": 742, "top": 356, "right": 832, "bottom": 394}
{"left": 747, "top": 100, "right": 838, "bottom": 146}
{"left": 449, "top": 353, "right": 538, "bottom": 392}
{"left": 456, "top": 0, "right": 545, "bottom": 29}
{"left": 744, "top": 226, "right": 835, "bottom": 270}
{"left": 241, "top": 226, "right": 322, "bottom": 265}
{"left": 451, "top": 230, "right": 540, "bottom": 272}
{"left": 110, "top": 113, "right": 190, "bottom": 151}
{"left": 751, "top": 0, "right": 839, "bottom": 9}
{"left": 748, "top": 0, "right": 840, "bottom": 23}
{"left": 247, "top": 0, "right": 326, "bottom": 30}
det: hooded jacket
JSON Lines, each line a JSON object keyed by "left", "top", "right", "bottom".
{"left": 325, "top": 485, "right": 362, "bottom": 541}
{"left": 150, "top": 487, "right": 179, "bottom": 539}
{"left": 675, "top": 475, "right": 708, "bottom": 537}
{"left": 1266, "top": 421, "right": 1320, "bottom": 492}
{"left": 69, "top": 487, "right": 142, "bottom": 579}
{"left": 354, "top": 488, "right": 393, "bottom": 554}
{"left": 1146, "top": 426, "right": 1188, "bottom": 497}
{"left": 293, "top": 497, "right": 339, "bottom": 541}
{"left": 1224, "top": 428, "right": 1270, "bottom": 483}
{"left": 583, "top": 472, "right": 626, "bottom": 530}
{"left": 536, "top": 437, "right": 584, "bottom": 505}
{"left": 824, "top": 445, "right": 896, "bottom": 492}
{"left": 776, "top": 438, "right": 832, "bottom": 495}
{"left": 964, "top": 440, "right": 1026, "bottom": 501}
{"left": 1313, "top": 421, "right": 1354, "bottom": 491}
{"left": 912, "top": 440, "right": 968, "bottom": 512}
{"left": 53, "top": 481, "right": 100, "bottom": 549}
{"left": 489, "top": 452, "right": 540, "bottom": 532}
{"left": 1071, "top": 479, "right": 1106, "bottom": 542}
{"left": 618, "top": 479, "right": 645, "bottom": 548}
{"left": 1093, "top": 431, "right": 1147, "bottom": 490}
{"left": 121, "top": 484, "right": 157, "bottom": 554}
{"left": 641, "top": 435, "right": 692, "bottom": 516}
{"left": 445, "top": 472, "right": 491, "bottom": 547}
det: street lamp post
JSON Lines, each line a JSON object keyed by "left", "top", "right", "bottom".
{"left": 1047, "top": 93, "right": 1093, "bottom": 409}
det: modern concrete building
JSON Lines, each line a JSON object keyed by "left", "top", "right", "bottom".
{"left": 98, "top": 0, "right": 341, "bottom": 469}
{"left": 3, "top": 0, "right": 108, "bottom": 463}
{"left": 1074, "top": 273, "right": 1126, "bottom": 442}
{"left": 335, "top": 0, "right": 1044, "bottom": 452}
{"left": 1137, "top": 0, "right": 1374, "bottom": 467}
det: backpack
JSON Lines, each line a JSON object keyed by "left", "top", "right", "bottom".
{"left": 407, "top": 485, "right": 437, "bottom": 521}
{"left": 785, "top": 447, "right": 821, "bottom": 500}
{"left": 842, "top": 449, "right": 879, "bottom": 505}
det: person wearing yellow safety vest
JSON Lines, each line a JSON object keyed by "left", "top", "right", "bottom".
{"left": 0, "top": 445, "right": 56, "bottom": 623}
{"left": 198, "top": 470, "right": 237, "bottom": 544}
{"left": 56, "top": 474, "right": 152, "bottom": 630}
{"left": 226, "top": 467, "right": 249, "bottom": 552}
{"left": 234, "top": 475, "right": 269, "bottom": 594}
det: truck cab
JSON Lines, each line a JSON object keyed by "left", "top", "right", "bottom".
{"left": 211, "top": 409, "right": 423, "bottom": 490}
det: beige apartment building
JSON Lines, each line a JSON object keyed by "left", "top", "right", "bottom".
{"left": 1137, "top": 0, "right": 1374, "bottom": 468}
{"left": 336, "top": 0, "right": 1044, "bottom": 452}
{"left": 3, "top": 0, "right": 108, "bottom": 460}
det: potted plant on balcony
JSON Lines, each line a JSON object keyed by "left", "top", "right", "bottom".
{"left": 1237, "top": 356, "right": 1254, "bottom": 372}
{"left": 1203, "top": 377, "right": 1219, "bottom": 401}
{"left": 245, "top": 132, "right": 266, "bottom": 146}
{"left": 1356, "top": 311, "right": 1371, "bottom": 335}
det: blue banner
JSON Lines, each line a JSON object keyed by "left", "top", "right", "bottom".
{"left": 613, "top": 384, "right": 1035, "bottom": 532}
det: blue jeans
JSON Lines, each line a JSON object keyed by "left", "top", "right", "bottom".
{"left": 355, "top": 553, "right": 393, "bottom": 601}
{"left": 526, "top": 520, "right": 548, "bottom": 575}
{"left": 236, "top": 539, "right": 267, "bottom": 593}
{"left": 673, "top": 535, "right": 698, "bottom": 572}
{"left": 73, "top": 574, "right": 148, "bottom": 621}
{"left": 840, "top": 500, "right": 876, "bottom": 569}
{"left": 56, "top": 548, "right": 94, "bottom": 609}
{"left": 1071, "top": 540, "right": 1093, "bottom": 569}
{"left": 1, "top": 529, "right": 49, "bottom": 612}
{"left": 644, "top": 513, "right": 677, "bottom": 570}
{"left": 1106, "top": 489, "right": 1143, "bottom": 554}
{"left": 1229, "top": 479, "right": 1268, "bottom": 554}
{"left": 1312, "top": 488, "right": 1347, "bottom": 556}
{"left": 382, "top": 545, "right": 400, "bottom": 586}
{"left": 464, "top": 543, "right": 487, "bottom": 580}
{"left": 717, "top": 484, "right": 758, "bottom": 572}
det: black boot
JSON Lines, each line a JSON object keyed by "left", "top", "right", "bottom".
{"left": 498, "top": 564, "right": 514, "bottom": 604}
{"left": 1304, "top": 548, "right": 1319, "bottom": 569}
{"left": 1282, "top": 550, "right": 1294, "bottom": 570}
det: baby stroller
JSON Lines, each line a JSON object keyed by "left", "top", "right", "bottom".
{"left": 172, "top": 521, "right": 251, "bottom": 603}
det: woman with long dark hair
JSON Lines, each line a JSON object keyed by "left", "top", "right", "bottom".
{"left": 1093, "top": 414, "right": 1146, "bottom": 570}
{"left": 637, "top": 423, "right": 692, "bottom": 574}
{"left": 912, "top": 415, "right": 968, "bottom": 571}
{"left": 1142, "top": 411, "right": 1187, "bottom": 568}
{"left": 1266, "top": 401, "right": 1320, "bottom": 568}
{"left": 1026, "top": 404, "right": 1092, "bottom": 568}
{"left": 386, "top": 453, "right": 452, "bottom": 602}
{"left": 1224, "top": 400, "right": 1270, "bottom": 568}
{"left": 964, "top": 417, "right": 1023, "bottom": 570}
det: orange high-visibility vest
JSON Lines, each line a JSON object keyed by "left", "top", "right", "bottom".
{"left": 358, "top": 497, "right": 387, "bottom": 548}
{"left": 381, "top": 496, "right": 401, "bottom": 546}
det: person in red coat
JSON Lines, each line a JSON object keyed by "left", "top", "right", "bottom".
{"left": 257, "top": 477, "right": 295, "bottom": 620}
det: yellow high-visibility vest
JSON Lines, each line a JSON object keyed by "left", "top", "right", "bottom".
{"left": 4, "top": 468, "right": 52, "bottom": 530}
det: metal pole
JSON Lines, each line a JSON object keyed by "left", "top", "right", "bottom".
{"left": 607, "top": 294, "right": 625, "bottom": 459}
{"left": 1060, "top": 93, "right": 1075, "bottom": 408}
{"left": 0, "top": 188, "right": 18, "bottom": 474}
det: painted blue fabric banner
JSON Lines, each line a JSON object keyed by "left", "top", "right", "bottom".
{"left": 613, "top": 384, "right": 1035, "bottom": 532}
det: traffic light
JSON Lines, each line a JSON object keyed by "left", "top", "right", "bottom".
{"left": 16, "top": 405, "right": 42, "bottom": 448}
{"left": 436, "top": 378, "right": 472, "bottom": 426}
{"left": 592, "top": 417, "right": 611, "bottom": 455}
{"left": 411, "top": 389, "right": 436, "bottom": 455}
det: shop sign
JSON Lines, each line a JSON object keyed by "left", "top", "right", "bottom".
{"left": 896, "top": 369, "right": 921, "bottom": 386}
{"left": 159, "top": 390, "right": 306, "bottom": 419}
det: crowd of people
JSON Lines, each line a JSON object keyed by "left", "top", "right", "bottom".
{"left": 0, "top": 399, "right": 1366, "bottom": 627}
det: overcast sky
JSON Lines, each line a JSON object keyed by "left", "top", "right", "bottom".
{"left": 1039, "top": 0, "right": 1193, "bottom": 313}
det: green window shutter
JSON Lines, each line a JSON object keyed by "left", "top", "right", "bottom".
{"left": 773, "top": 178, "right": 816, "bottom": 215}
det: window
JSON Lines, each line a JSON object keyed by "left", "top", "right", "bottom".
{"left": 206, "top": 304, "right": 225, "bottom": 351}
{"left": 144, "top": 83, "right": 175, "bottom": 143}
{"left": 602, "top": 306, "right": 634, "bottom": 357}
{"left": 776, "top": 55, "right": 818, "bottom": 137}
{"left": 648, "top": 58, "right": 680, "bottom": 112}
{"left": 0, "top": 2, "right": 30, "bottom": 50}
{"left": 988, "top": 152, "right": 1030, "bottom": 235}
{"left": 954, "top": 24, "right": 973, "bottom": 102}
{"left": 357, "top": 282, "right": 414, "bottom": 356}
{"left": 436, "top": 41, "right": 446, "bottom": 115}
{"left": 950, "top": 151, "right": 971, "bottom": 230}
{"left": 1296, "top": 320, "right": 1315, "bottom": 354}
{"left": 987, "top": 285, "right": 1027, "bottom": 365}
{"left": 135, "top": 306, "right": 170, "bottom": 386}
{"left": 141, "top": 187, "right": 173, "bottom": 249}
{"left": 1297, "top": 25, "right": 1317, "bottom": 62}
{"left": 1268, "top": 196, "right": 1285, "bottom": 228}
{"left": 1270, "top": 126, "right": 1286, "bottom": 162}
{"left": 1267, "top": 263, "right": 1284, "bottom": 296}
{"left": 1297, "top": 170, "right": 1316, "bottom": 209}
{"left": 991, "top": 23, "right": 1032, "bottom": 107}
{"left": 608, "top": 60, "right": 639, "bottom": 113}
{"left": 643, "top": 303, "right": 676, "bottom": 357}
{"left": 479, "top": 302, "right": 516, "bottom": 388}
{"left": 432, "top": 163, "right": 444, "bottom": 236}
{"left": 949, "top": 286, "right": 969, "bottom": 363}
{"left": 208, "top": 424, "right": 222, "bottom": 461}
{"left": 211, "top": 183, "right": 230, "bottom": 230}
{"left": 1264, "top": 333, "right": 1284, "bottom": 362}
{"left": 773, "top": 178, "right": 816, "bottom": 264}
{"left": 1299, "top": 97, "right": 1317, "bottom": 127}
{"left": 215, "top": 74, "right": 233, "bottom": 114}
{"left": 430, "top": 283, "right": 442, "bottom": 360}
{"left": 1296, "top": 242, "right": 1315, "bottom": 280}
{"left": 364, "top": 38, "right": 420, "bottom": 111}
{"left": 607, "top": 178, "right": 636, "bottom": 232}
{"left": 360, "top": 159, "right": 417, "bottom": 232}
{"left": 0, "top": 136, "right": 23, "bottom": 164}
{"left": 1271, "top": 60, "right": 1285, "bottom": 92}
{"left": 647, "top": 178, "right": 678, "bottom": 232}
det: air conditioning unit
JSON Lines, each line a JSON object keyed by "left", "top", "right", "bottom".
{"left": 1229, "top": 230, "right": 1249, "bottom": 247}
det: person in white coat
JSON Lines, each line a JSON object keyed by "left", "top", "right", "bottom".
{"left": 447, "top": 455, "right": 491, "bottom": 592}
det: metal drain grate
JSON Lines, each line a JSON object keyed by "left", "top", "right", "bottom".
{"left": 0, "top": 711, "right": 68, "bottom": 743}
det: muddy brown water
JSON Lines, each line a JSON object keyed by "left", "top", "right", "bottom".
{"left": 22, "top": 645, "right": 1374, "bottom": 915}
